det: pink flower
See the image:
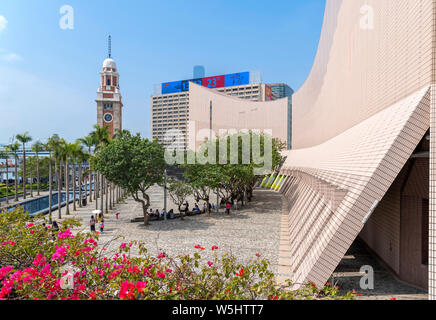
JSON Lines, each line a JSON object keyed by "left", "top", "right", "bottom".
{"left": 27, "top": 224, "right": 34, "bottom": 228}
{"left": 0, "top": 267, "right": 14, "bottom": 280}
{"left": 120, "top": 243, "right": 127, "bottom": 249}
{"left": 2, "top": 241, "right": 17, "bottom": 246}
{"left": 51, "top": 246, "right": 69, "bottom": 262}
{"left": 165, "top": 269, "right": 172, "bottom": 273}
{"left": 58, "top": 229, "right": 74, "bottom": 239}
{"left": 212, "top": 246, "right": 219, "bottom": 251}
{"left": 119, "top": 281, "right": 136, "bottom": 300}
{"left": 33, "top": 254, "right": 47, "bottom": 266}
{"left": 157, "top": 253, "right": 166, "bottom": 259}
{"left": 157, "top": 272, "right": 166, "bottom": 279}
{"left": 235, "top": 268, "right": 244, "bottom": 277}
{"left": 136, "top": 281, "right": 147, "bottom": 293}
{"left": 207, "top": 261, "right": 214, "bottom": 267}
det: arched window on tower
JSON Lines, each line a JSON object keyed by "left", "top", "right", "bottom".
{"left": 106, "top": 78, "right": 111, "bottom": 86}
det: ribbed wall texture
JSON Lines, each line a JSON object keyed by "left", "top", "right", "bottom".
{"left": 280, "top": 0, "right": 435, "bottom": 296}
{"left": 293, "top": 0, "right": 433, "bottom": 149}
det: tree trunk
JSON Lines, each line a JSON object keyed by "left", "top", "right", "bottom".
{"left": 109, "top": 182, "right": 113, "bottom": 210}
{"left": 178, "top": 205, "right": 184, "bottom": 221}
{"left": 88, "top": 164, "right": 92, "bottom": 203}
{"left": 48, "top": 156, "right": 52, "bottom": 223}
{"left": 100, "top": 174, "right": 104, "bottom": 212}
{"left": 5, "top": 159, "right": 9, "bottom": 205}
{"left": 14, "top": 156, "right": 18, "bottom": 202}
{"left": 73, "top": 162, "right": 77, "bottom": 211}
{"left": 95, "top": 172, "right": 98, "bottom": 210}
{"left": 142, "top": 203, "right": 150, "bottom": 226}
{"left": 104, "top": 177, "right": 108, "bottom": 214}
{"left": 37, "top": 156, "right": 40, "bottom": 196}
{"left": 65, "top": 158, "right": 70, "bottom": 215}
{"left": 57, "top": 160, "right": 62, "bottom": 219}
{"left": 22, "top": 146, "right": 26, "bottom": 200}
{"left": 29, "top": 165, "right": 33, "bottom": 198}
{"left": 78, "top": 162, "right": 82, "bottom": 208}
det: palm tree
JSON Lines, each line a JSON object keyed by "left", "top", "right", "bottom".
{"left": 0, "top": 150, "right": 10, "bottom": 206}
{"left": 46, "top": 135, "right": 61, "bottom": 222}
{"left": 48, "top": 136, "right": 66, "bottom": 219}
{"left": 70, "top": 142, "right": 84, "bottom": 211}
{"left": 60, "top": 142, "right": 73, "bottom": 215}
{"left": 31, "top": 141, "right": 44, "bottom": 196}
{"left": 90, "top": 125, "right": 111, "bottom": 213}
{"left": 78, "top": 135, "right": 94, "bottom": 204}
{"left": 16, "top": 133, "right": 33, "bottom": 200}
{"left": 77, "top": 150, "right": 88, "bottom": 209}
{"left": 8, "top": 142, "right": 20, "bottom": 202}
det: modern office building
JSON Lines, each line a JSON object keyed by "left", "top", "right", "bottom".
{"left": 151, "top": 71, "right": 292, "bottom": 150}
{"left": 193, "top": 65, "right": 205, "bottom": 79}
{"left": 268, "top": 0, "right": 436, "bottom": 299}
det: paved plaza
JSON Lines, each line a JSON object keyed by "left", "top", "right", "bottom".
{"left": 52, "top": 186, "right": 283, "bottom": 273}
{"left": 34, "top": 185, "right": 428, "bottom": 300}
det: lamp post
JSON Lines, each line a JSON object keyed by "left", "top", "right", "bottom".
{"left": 164, "top": 168, "right": 167, "bottom": 221}
{"left": 210, "top": 100, "right": 219, "bottom": 214}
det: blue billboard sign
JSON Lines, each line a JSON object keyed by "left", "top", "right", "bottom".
{"left": 225, "top": 72, "right": 250, "bottom": 87}
{"left": 161, "top": 72, "right": 250, "bottom": 94}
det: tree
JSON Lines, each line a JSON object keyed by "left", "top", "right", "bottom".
{"left": 69, "top": 142, "right": 84, "bottom": 211}
{"left": 31, "top": 141, "right": 44, "bottom": 196}
{"left": 95, "top": 131, "right": 165, "bottom": 226}
{"left": 183, "top": 159, "right": 221, "bottom": 216}
{"left": 7, "top": 142, "right": 20, "bottom": 202}
{"left": 45, "top": 135, "right": 59, "bottom": 222}
{"left": 167, "top": 179, "right": 192, "bottom": 220}
{"left": 16, "top": 133, "right": 33, "bottom": 200}
{"left": 78, "top": 135, "right": 94, "bottom": 204}
{"left": 0, "top": 150, "right": 10, "bottom": 205}
{"left": 47, "top": 136, "right": 66, "bottom": 219}
{"left": 90, "top": 125, "right": 111, "bottom": 212}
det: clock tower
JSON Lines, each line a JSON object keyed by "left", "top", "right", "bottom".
{"left": 96, "top": 36, "right": 123, "bottom": 138}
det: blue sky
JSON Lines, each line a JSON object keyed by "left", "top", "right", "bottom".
{"left": 0, "top": 0, "right": 325, "bottom": 144}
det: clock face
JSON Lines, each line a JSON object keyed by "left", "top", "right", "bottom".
{"left": 104, "top": 113, "right": 113, "bottom": 123}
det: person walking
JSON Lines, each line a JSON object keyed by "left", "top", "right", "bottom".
{"left": 90, "top": 215, "right": 96, "bottom": 233}
{"left": 225, "top": 201, "right": 231, "bottom": 215}
{"left": 99, "top": 216, "right": 104, "bottom": 233}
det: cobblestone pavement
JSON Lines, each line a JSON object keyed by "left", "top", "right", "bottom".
{"left": 54, "top": 186, "right": 282, "bottom": 273}
{"left": 331, "top": 240, "right": 428, "bottom": 300}
{"left": 51, "top": 186, "right": 428, "bottom": 300}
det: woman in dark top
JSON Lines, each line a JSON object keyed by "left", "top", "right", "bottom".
{"left": 90, "top": 215, "right": 96, "bottom": 232}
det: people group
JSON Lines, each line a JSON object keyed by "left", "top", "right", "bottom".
{"left": 89, "top": 213, "right": 104, "bottom": 233}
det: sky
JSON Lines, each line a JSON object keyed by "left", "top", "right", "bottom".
{"left": 0, "top": 0, "right": 326, "bottom": 144}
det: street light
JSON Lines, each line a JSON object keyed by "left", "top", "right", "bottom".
{"left": 164, "top": 168, "right": 167, "bottom": 221}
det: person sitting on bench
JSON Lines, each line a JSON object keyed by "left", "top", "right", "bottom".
{"left": 193, "top": 203, "right": 201, "bottom": 214}
{"left": 167, "top": 209, "right": 174, "bottom": 219}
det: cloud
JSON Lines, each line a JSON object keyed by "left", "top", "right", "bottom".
{"left": 0, "top": 16, "right": 7, "bottom": 33}
{"left": 1, "top": 53, "right": 22, "bottom": 62}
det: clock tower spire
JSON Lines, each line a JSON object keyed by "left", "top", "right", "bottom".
{"left": 96, "top": 35, "right": 123, "bottom": 138}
